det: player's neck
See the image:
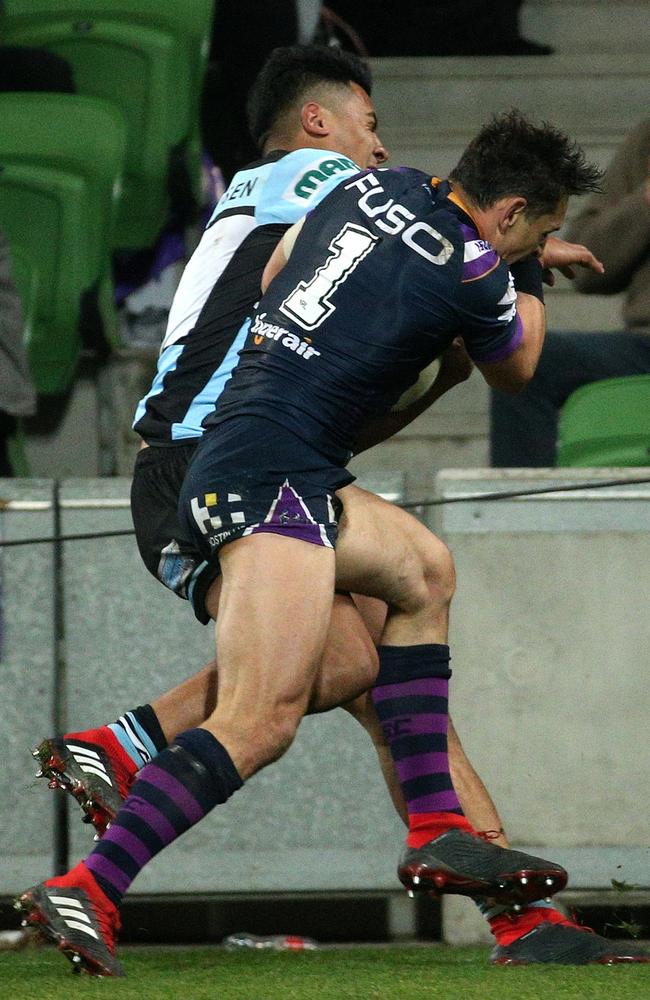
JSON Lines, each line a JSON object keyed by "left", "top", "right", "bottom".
{"left": 262, "top": 132, "right": 338, "bottom": 156}
{"left": 447, "top": 181, "right": 481, "bottom": 229}
{"left": 448, "top": 181, "right": 495, "bottom": 245}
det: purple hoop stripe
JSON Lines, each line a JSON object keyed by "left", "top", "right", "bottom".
{"left": 99, "top": 825, "right": 152, "bottom": 868}
{"left": 123, "top": 794, "right": 177, "bottom": 843}
{"left": 85, "top": 854, "right": 132, "bottom": 895}
{"left": 395, "top": 752, "right": 450, "bottom": 783}
{"left": 386, "top": 713, "right": 448, "bottom": 737}
{"left": 372, "top": 678, "right": 449, "bottom": 701}
{"left": 139, "top": 766, "right": 205, "bottom": 824}
{"left": 407, "top": 788, "right": 462, "bottom": 814}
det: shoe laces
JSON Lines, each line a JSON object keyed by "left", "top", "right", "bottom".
{"left": 476, "top": 828, "right": 505, "bottom": 842}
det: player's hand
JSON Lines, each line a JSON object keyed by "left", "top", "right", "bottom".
{"left": 438, "top": 337, "right": 473, "bottom": 386}
{"left": 539, "top": 235, "right": 605, "bottom": 285}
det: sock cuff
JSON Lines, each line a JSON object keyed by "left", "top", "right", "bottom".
{"left": 173, "top": 728, "right": 243, "bottom": 802}
{"left": 134, "top": 704, "right": 168, "bottom": 753}
{"left": 376, "top": 644, "right": 451, "bottom": 685}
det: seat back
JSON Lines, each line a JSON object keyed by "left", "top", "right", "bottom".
{"left": 2, "top": 1, "right": 214, "bottom": 249}
{"left": 0, "top": 93, "right": 126, "bottom": 392}
{"left": 557, "top": 375, "right": 650, "bottom": 467}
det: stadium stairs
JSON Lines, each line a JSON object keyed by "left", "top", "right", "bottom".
{"left": 20, "top": 0, "right": 650, "bottom": 484}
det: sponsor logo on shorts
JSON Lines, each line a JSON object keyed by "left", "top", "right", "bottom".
{"left": 190, "top": 493, "right": 245, "bottom": 547}
{"left": 207, "top": 528, "right": 237, "bottom": 548}
{"left": 284, "top": 156, "right": 357, "bottom": 203}
{"left": 251, "top": 313, "right": 320, "bottom": 360}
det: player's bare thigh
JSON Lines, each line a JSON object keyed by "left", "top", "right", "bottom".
{"left": 202, "top": 532, "right": 336, "bottom": 778}
{"left": 205, "top": 571, "right": 383, "bottom": 715}
{"left": 334, "top": 485, "right": 456, "bottom": 613}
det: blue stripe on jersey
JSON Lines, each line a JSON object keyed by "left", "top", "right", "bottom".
{"left": 133, "top": 344, "right": 184, "bottom": 428}
{"left": 170, "top": 320, "right": 251, "bottom": 440}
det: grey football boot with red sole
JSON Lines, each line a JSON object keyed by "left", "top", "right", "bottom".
{"left": 399, "top": 829, "right": 568, "bottom": 904}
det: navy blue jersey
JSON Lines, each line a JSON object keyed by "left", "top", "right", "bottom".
{"left": 205, "top": 168, "right": 522, "bottom": 464}
{"left": 133, "top": 148, "right": 361, "bottom": 445}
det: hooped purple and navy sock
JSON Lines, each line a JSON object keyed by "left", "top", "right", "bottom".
{"left": 371, "top": 644, "right": 472, "bottom": 847}
{"left": 85, "top": 727, "right": 242, "bottom": 906}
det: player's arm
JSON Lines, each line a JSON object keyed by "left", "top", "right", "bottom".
{"left": 472, "top": 258, "right": 546, "bottom": 395}
{"left": 474, "top": 292, "right": 545, "bottom": 394}
{"left": 476, "top": 237, "right": 602, "bottom": 392}
{"left": 261, "top": 218, "right": 305, "bottom": 293}
{"left": 353, "top": 339, "right": 473, "bottom": 454}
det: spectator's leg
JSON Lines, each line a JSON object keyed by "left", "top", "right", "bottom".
{"left": 490, "top": 330, "right": 650, "bottom": 467}
{"left": 0, "top": 413, "right": 16, "bottom": 477}
{"left": 0, "top": 46, "right": 75, "bottom": 93}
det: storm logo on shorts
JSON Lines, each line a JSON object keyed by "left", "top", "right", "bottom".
{"left": 251, "top": 312, "right": 321, "bottom": 360}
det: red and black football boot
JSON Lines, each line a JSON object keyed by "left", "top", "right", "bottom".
{"left": 33, "top": 728, "right": 136, "bottom": 836}
{"left": 398, "top": 828, "right": 568, "bottom": 905}
{"left": 15, "top": 863, "right": 124, "bottom": 977}
{"left": 491, "top": 917, "right": 650, "bottom": 965}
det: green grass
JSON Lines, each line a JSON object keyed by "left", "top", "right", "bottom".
{"left": 1, "top": 944, "right": 649, "bottom": 1000}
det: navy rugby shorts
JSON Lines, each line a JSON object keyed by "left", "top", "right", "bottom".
{"left": 178, "top": 415, "right": 353, "bottom": 607}
{"left": 131, "top": 443, "right": 221, "bottom": 625}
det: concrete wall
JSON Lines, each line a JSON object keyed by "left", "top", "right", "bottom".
{"left": 2, "top": 471, "right": 649, "bottom": 911}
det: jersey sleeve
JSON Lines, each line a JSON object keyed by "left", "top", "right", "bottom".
{"left": 255, "top": 148, "right": 362, "bottom": 225}
{"left": 453, "top": 248, "right": 523, "bottom": 363}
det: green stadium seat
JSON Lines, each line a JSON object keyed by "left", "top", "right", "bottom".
{"left": 0, "top": 93, "right": 126, "bottom": 393}
{"left": 557, "top": 375, "right": 650, "bottom": 467}
{"left": 2, "top": 0, "right": 214, "bottom": 249}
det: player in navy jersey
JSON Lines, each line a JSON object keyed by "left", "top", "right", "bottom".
{"left": 22, "top": 109, "right": 645, "bottom": 978}
{"left": 206, "top": 167, "right": 530, "bottom": 462}
{"left": 35, "top": 47, "right": 513, "bottom": 860}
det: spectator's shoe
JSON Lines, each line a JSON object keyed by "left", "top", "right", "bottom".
{"left": 33, "top": 729, "right": 136, "bottom": 836}
{"left": 15, "top": 863, "right": 124, "bottom": 977}
{"left": 398, "top": 829, "right": 567, "bottom": 904}
{"left": 491, "top": 921, "right": 650, "bottom": 965}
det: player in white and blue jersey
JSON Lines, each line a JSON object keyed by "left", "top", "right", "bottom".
{"left": 129, "top": 47, "right": 387, "bottom": 618}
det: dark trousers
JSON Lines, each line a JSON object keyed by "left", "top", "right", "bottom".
{"left": 490, "top": 330, "right": 650, "bottom": 467}
{"left": 0, "top": 46, "right": 75, "bottom": 93}
{"left": 0, "top": 413, "right": 17, "bottom": 478}
{"left": 325, "top": 1, "right": 524, "bottom": 55}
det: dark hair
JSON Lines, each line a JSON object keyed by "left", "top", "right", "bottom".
{"left": 450, "top": 109, "right": 602, "bottom": 216}
{"left": 246, "top": 44, "right": 373, "bottom": 148}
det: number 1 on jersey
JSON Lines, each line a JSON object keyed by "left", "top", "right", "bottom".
{"left": 280, "top": 223, "right": 379, "bottom": 331}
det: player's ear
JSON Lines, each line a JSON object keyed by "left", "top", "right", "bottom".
{"left": 301, "top": 100, "right": 329, "bottom": 138}
{"left": 498, "top": 196, "right": 528, "bottom": 233}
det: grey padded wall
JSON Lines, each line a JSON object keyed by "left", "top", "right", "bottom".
{"left": 0, "top": 481, "right": 55, "bottom": 892}
{"left": 431, "top": 469, "right": 650, "bottom": 889}
{"left": 3, "top": 471, "right": 650, "bottom": 898}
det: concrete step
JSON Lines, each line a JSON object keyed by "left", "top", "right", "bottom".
{"left": 371, "top": 54, "right": 649, "bottom": 170}
{"left": 522, "top": 0, "right": 650, "bottom": 55}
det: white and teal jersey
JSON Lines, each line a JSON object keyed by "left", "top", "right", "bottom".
{"left": 133, "top": 148, "right": 360, "bottom": 445}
